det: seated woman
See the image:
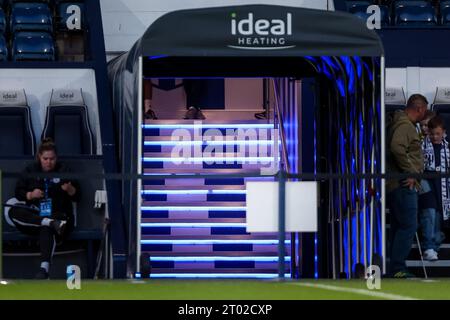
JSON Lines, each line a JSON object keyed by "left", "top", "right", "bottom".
{"left": 6, "top": 138, "right": 80, "bottom": 279}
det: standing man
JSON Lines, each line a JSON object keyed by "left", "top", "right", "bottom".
{"left": 387, "top": 94, "right": 428, "bottom": 278}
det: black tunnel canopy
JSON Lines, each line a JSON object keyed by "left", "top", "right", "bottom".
{"left": 142, "top": 4, "right": 384, "bottom": 58}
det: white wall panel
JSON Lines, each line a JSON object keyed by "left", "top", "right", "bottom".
{"left": 100, "top": 0, "right": 331, "bottom": 53}
{"left": 386, "top": 67, "right": 450, "bottom": 106}
{"left": 418, "top": 68, "right": 450, "bottom": 105}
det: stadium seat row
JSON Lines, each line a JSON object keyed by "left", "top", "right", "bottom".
{"left": 347, "top": 0, "right": 450, "bottom": 26}
{"left": 0, "top": 32, "right": 55, "bottom": 61}
{"left": 0, "top": 89, "right": 95, "bottom": 156}
{"left": 0, "top": 0, "right": 83, "bottom": 61}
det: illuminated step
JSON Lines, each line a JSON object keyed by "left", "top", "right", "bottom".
{"left": 141, "top": 236, "right": 286, "bottom": 241}
{"left": 142, "top": 207, "right": 246, "bottom": 212}
{"left": 406, "top": 260, "right": 450, "bottom": 267}
{"left": 141, "top": 190, "right": 246, "bottom": 203}
{"left": 142, "top": 252, "right": 286, "bottom": 257}
{"left": 143, "top": 201, "right": 245, "bottom": 207}
{"left": 144, "top": 139, "right": 278, "bottom": 146}
{"left": 141, "top": 211, "right": 247, "bottom": 220}
{"left": 143, "top": 185, "right": 245, "bottom": 190}
{"left": 144, "top": 148, "right": 278, "bottom": 158}
{"left": 142, "top": 245, "right": 290, "bottom": 253}
{"left": 149, "top": 256, "right": 291, "bottom": 262}
{"left": 142, "top": 123, "right": 275, "bottom": 129}
{"left": 142, "top": 206, "right": 246, "bottom": 212}
{"left": 142, "top": 189, "right": 246, "bottom": 195}
{"left": 142, "top": 169, "right": 265, "bottom": 174}
{"left": 141, "top": 240, "right": 291, "bottom": 245}
{"left": 143, "top": 120, "right": 274, "bottom": 124}
{"left": 141, "top": 223, "right": 246, "bottom": 228}
{"left": 141, "top": 218, "right": 247, "bottom": 224}
{"left": 142, "top": 156, "right": 277, "bottom": 163}
{"left": 142, "top": 168, "right": 269, "bottom": 175}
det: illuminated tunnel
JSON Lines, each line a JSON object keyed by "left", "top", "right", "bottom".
{"left": 107, "top": 4, "right": 385, "bottom": 278}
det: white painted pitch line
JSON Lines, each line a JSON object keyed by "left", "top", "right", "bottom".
{"left": 290, "top": 282, "right": 418, "bottom": 300}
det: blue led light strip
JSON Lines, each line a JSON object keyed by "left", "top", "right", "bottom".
{"left": 141, "top": 190, "right": 246, "bottom": 195}
{"left": 142, "top": 124, "right": 275, "bottom": 129}
{"left": 141, "top": 240, "right": 291, "bottom": 245}
{"left": 149, "top": 273, "right": 291, "bottom": 279}
{"left": 141, "top": 206, "right": 246, "bottom": 211}
{"left": 149, "top": 256, "right": 291, "bottom": 262}
{"left": 141, "top": 223, "right": 246, "bottom": 228}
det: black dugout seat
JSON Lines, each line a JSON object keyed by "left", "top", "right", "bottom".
{"left": 41, "top": 88, "right": 95, "bottom": 155}
{"left": 385, "top": 87, "right": 407, "bottom": 114}
{"left": 0, "top": 89, "right": 36, "bottom": 156}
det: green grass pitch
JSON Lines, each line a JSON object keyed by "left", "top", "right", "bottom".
{"left": 0, "top": 279, "right": 450, "bottom": 300}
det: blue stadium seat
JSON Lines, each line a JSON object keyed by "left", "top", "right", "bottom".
{"left": 12, "top": 31, "right": 55, "bottom": 61}
{"left": 0, "top": 35, "right": 6, "bottom": 61}
{"left": 347, "top": 1, "right": 371, "bottom": 11}
{"left": 441, "top": 1, "right": 450, "bottom": 25}
{"left": 9, "top": 0, "right": 52, "bottom": 6}
{"left": 0, "top": 90, "right": 36, "bottom": 156}
{"left": 394, "top": 1, "right": 437, "bottom": 26}
{"left": 393, "top": 0, "right": 431, "bottom": 8}
{"left": 347, "top": 2, "right": 391, "bottom": 26}
{"left": 10, "top": 2, "right": 53, "bottom": 33}
{"left": 41, "top": 89, "right": 95, "bottom": 155}
{"left": 0, "top": 7, "right": 5, "bottom": 34}
{"left": 57, "top": 1, "right": 85, "bottom": 31}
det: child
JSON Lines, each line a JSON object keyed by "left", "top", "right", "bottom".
{"left": 418, "top": 110, "right": 435, "bottom": 139}
{"left": 419, "top": 115, "right": 448, "bottom": 260}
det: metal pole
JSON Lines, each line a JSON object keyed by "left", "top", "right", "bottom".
{"left": 0, "top": 170, "right": 2, "bottom": 279}
{"left": 415, "top": 232, "right": 428, "bottom": 279}
{"left": 136, "top": 56, "right": 143, "bottom": 276}
{"left": 380, "top": 56, "right": 387, "bottom": 274}
{"left": 278, "top": 170, "right": 286, "bottom": 279}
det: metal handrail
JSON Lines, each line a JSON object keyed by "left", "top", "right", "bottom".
{"left": 271, "top": 79, "right": 291, "bottom": 174}
{"left": 270, "top": 79, "right": 295, "bottom": 279}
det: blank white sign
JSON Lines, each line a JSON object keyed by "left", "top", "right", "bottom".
{"left": 246, "top": 181, "right": 318, "bottom": 233}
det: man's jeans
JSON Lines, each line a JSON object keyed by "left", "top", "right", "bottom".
{"left": 388, "top": 186, "right": 418, "bottom": 274}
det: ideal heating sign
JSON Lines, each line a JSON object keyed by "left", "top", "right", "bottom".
{"left": 228, "top": 12, "right": 295, "bottom": 50}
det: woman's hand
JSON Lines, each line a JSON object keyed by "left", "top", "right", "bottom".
{"left": 61, "top": 182, "right": 76, "bottom": 196}
{"left": 27, "top": 189, "right": 44, "bottom": 200}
